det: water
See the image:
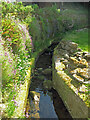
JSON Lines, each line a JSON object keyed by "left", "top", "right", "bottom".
{"left": 26, "top": 43, "right": 72, "bottom": 119}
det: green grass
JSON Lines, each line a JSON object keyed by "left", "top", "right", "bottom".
{"left": 62, "top": 28, "right": 88, "bottom": 52}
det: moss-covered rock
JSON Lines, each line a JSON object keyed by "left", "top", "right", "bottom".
{"left": 30, "top": 91, "right": 40, "bottom": 101}
{"left": 42, "top": 68, "right": 52, "bottom": 75}
{"left": 43, "top": 80, "right": 53, "bottom": 90}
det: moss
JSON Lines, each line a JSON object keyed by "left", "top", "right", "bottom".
{"left": 52, "top": 55, "right": 88, "bottom": 118}
{"left": 43, "top": 80, "right": 53, "bottom": 89}
{"left": 53, "top": 36, "right": 89, "bottom": 108}
{"left": 11, "top": 58, "right": 35, "bottom": 118}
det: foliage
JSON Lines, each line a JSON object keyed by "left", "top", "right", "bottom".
{"left": 1, "top": 13, "right": 33, "bottom": 117}
{"left": 24, "top": 5, "right": 61, "bottom": 51}
{"left": 2, "top": 2, "right": 88, "bottom": 52}
{"left": 1, "top": 1, "right": 88, "bottom": 118}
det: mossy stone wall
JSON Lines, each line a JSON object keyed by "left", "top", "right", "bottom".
{"left": 52, "top": 54, "right": 88, "bottom": 118}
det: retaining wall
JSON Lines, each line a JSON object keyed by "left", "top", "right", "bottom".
{"left": 52, "top": 41, "right": 89, "bottom": 118}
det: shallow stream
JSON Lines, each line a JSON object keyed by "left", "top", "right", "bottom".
{"left": 25, "top": 42, "right": 72, "bottom": 119}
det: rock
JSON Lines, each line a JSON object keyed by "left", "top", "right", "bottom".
{"left": 79, "top": 68, "right": 88, "bottom": 79}
{"left": 30, "top": 91, "right": 40, "bottom": 101}
{"left": 77, "top": 57, "right": 82, "bottom": 61}
{"left": 69, "top": 57, "right": 79, "bottom": 64}
{"left": 69, "top": 42, "right": 78, "bottom": 50}
{"left": 58, "top": 41, "right": 78, "bottom": 55}
{"left": 62, "top": 59, "right": 69, "bottom": 65}
{"left": 55, "top": 61, "right": 65, "bottom": 71}
{"left": 34, "top": 95, "right": 40, "bottom": 102}
{"left": 70, "top": 49, "right": 75, "bottom": 54}
{"left": 70, "top": 68, "right": 80, "bottom": 74}
{"left": 60, "top": 41, "right": 78, "bottom": 51}
{"left": 37, "top": 68, "right": 43, "bottom": 72}
{"left": 61, "top": 43, "right": 65, "bottom": 49}
{"left": 49, "top": 66, "right": 51, "bottom": 68}
{"left": 82, "top": 51, "right": 88, "bottom": 56}
{"left": 85, "top": 53, "right": 90, "bottom": 58}
{"left": 43, "top": 80, "right": 53, "bottom": 89}
{"left": 84, "top": 53, "right": 90, "bottom": 61}
{"left": 77, "top": 48, "right": 82, "bottom": 52}
{"left": 59, "top": 49, "right": 68, "bottom": 56}
{"left": 60, "top": 58, "right": 65, "bottom": 62}
{"left": 76, "top": 52, "right": 82, "bottom": 57}
{"left": 78, "top": 59, "right": 88, "bottom": 68}
{"left": 73, "top": 74, "right": 84, "bottom": 83}
{"left": 69, "top": 84, "right": 78, "bottom": 94}
{"left": 66, "top": 64, "right": 69, "bottom": 69}
{"left": 83, "top": 81, "right": 90, "bottom": 84}
{"left": 34, "top": 71, "right": 39, "bottom": 76}
{"left": 64, "top": 53, "right": 69, "bottom": 59}
{"left": 57, "top": 70, "right": 72, "bottom": 84}
{"left": 55, "top": 57, "right": 61, "bottom": 63}
{"left": 65, "top": 44, "right": 71, "bottom": 51}
{"left": 71, "top": 68, "right": 88, "bottom": 79}
{"left": 79, "top": 85, "right": 88, "bottom": 93}
{"left": 42, "top": 68, "right": 52, "bottom": 75}
{"left": 29, "top": 91, "right": 40, "bottom": 118}
{"left": 74, "top": 52, "right": 83, "bottom": 57}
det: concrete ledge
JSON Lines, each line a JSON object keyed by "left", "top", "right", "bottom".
{"left": 52, "top": 52, "right": 88, "bottom": 118}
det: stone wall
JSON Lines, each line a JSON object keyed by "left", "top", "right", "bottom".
{"left": 52, "top": 40, "right": 89, "bottom": 118}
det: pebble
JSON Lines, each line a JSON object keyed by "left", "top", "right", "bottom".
{"left": 83, "top": 81, "right": 90, "bottom": 84}
{"left": 37, "top": 68, "right": 43, "bottom": 71}
{"left": 77, "top": 57, "right": 82, "bottom": 61}
{"left": 60, "top": 58, "right": 65, "bottom": 62}
{"left": 79, "top": 85, "right": 88, "bottom": 93}
{"left": 64, "top": 54, "right": 69, "bottom": 59}
{"left": 34, "top": 95, "right": 40, "bottom": 101}
{"left": 84, "top": 53, "right": 90, "bottom": 60}
{"left": 63, "top": 59, "right": 68, "bottom": 65}
{"left": 73, "top": 74, "right": 84, "bottom": 83}
{"left": 77, "top": 48, "right": 82, "bottom": 51}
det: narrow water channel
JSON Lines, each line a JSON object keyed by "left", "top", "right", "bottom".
{"left": 26, "top": 42, "right": 72, "bottom": 119}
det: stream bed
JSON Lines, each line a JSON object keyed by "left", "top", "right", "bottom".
{"left": 25, "top": 43, "right": 72, "bottom": 119}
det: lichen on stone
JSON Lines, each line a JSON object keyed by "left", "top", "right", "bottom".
{"left": 53, "top": 40, "right": 89, "bottom": 107}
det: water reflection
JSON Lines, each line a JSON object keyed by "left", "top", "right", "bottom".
{"left": 52, "top": 89, "right": 72, "bottom": 119}
{"left": 39, "top": 92, "right": 58, "bottom": 118}
{"left": 26, "top": 43, "right": 72, "bottom": 119}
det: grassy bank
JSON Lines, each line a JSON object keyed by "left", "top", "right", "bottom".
{"left": 62, "top": 28, "right": 88, "bottom": 51}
